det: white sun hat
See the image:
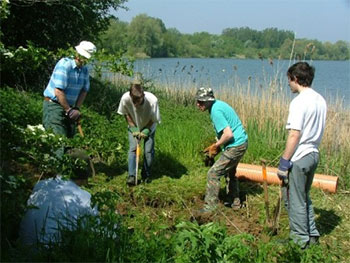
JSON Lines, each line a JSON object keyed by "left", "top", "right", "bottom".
{"left": 75, "top": 41, "right": 96, "bottom": 59}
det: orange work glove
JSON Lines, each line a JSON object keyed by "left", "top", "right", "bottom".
{"left": 203, "top": 143, "right": 220, "bottom": 158}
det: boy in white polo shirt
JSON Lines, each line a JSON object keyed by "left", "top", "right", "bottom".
{"left": 277, "top": 62, "right": 327, "bottom": 249}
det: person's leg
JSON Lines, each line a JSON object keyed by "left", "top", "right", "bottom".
{"left": 305, "top": 152, "right": 320, "bottom": 240}
{"left": 288, "top": 152, "right": 319, "bottom": 247}
{"left": 42, "top": 101, "right": 68, "bottom": 158}
{"left": 142, "top": 132, "right": 155, "bottom": 181}
{"left": 127, "top": 130, "right": 137, "bottom": 184}
{"left": 203, "top": 144, "right": 246, "bottom": 211}
{"left": 43, "top": 101, "right": 68, "bottom": 137}
{"left": 225, "top": 142, "right": 247, "bottom": 209}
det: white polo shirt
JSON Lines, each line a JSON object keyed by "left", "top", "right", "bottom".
{"left": 286, "top": 88, "right": 327, "bottom": 162}
{"left": 117, "top": 91, "right": 161, "bottom": 133}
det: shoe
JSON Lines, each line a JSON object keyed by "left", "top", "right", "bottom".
{"left": 127, "top": 176, "right": 136, "bottom": 186}
{"left": 232, "top": 198, "right": 241, "bottom": 210}
{"left": 224, "top": 201, "right": 232, "bottom": 207}
{"left": 142, "top": 177, "right": 151, "bottom": 184}
{"left": 198, "top": 205, "right": 216, "bottom": 214}
{"left": 141, "top": 170, "right": 150, "bottom": 183}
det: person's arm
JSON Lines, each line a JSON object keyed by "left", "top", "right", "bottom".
{"left": 144, "top": 119, "right": 154, "bottom": 129}
{"left": 75, "top": 90, "right": 87, "bottom": 108}
{"left": 55, "top": 88, "right": 70, "bottom": 112}
{"left": 282, "top": 129, "right": 301, "bottom": 160}
{"left": 125, "top": 114, "right": 136, "bottom": 127}
{"left": 215, "top": 126, "right": 233, "bottom": 148}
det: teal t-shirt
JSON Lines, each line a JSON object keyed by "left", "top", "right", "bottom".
{"left": 210, "top": 100, "right": 248, "bottom": 149}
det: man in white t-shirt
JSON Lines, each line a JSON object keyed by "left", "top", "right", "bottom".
{"left": 117, "top": 83, "right": 161, "bottom": 186}
{"left": 277, "top": 62, "right": 327, "bottom": 249}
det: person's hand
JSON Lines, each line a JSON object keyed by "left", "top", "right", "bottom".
{"left": 129, "top": 126, "right": 140, "bottom": 138}
{"left": 66, "top": 107, "right": 81, "bottom": 122}
{"left": 277, "top": 157, "right": 292, "bottom": 182}
{"left": 140, "top": 128, "right": 150, "bottom": 139}
{"left": 204, "top": 143, "right": 220, "bottom": 158}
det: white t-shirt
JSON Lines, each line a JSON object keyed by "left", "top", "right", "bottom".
{"left": 117, "top": 91, "right": 161, "bottom": 133}
{"left": 19, "top": 176, "right": 98, "bottom": 245}
{"left": 286, "top": 88, "right": 327, "bottom": 162}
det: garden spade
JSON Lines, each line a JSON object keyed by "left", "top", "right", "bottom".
{"left": 271, "top": 185, "right": 282, "bottom": 234}
{"left": 261, "top": 159, "right": 271, "bottom": 227}
{"left": 77, "top": 123, "right": 96, "bottom": 177}
{"left": 135, "top": 138, "right": 141, "bottom": 185}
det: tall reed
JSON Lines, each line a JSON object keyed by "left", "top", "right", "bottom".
{"left": 149, "top": 78, "right": 350, "bottom": 183}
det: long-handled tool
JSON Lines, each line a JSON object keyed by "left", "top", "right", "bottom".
{"left": 135, "top": 138, "right": 141, "bottom": 185}
{"left": 261, "top": 159, "right": 271, "bottom": 227}
{"left": 77, "top": 123, "right": 96, "bottom": 177}
{"left": 271, "top": 184, "right": 282, "bottom": 234}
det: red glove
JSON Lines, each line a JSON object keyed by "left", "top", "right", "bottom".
{"left": 203, "top": 143, "right": 220, "bottom": 158}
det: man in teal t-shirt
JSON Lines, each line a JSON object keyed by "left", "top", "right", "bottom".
{"left": 196, "top": 87, "right": 248, "bottom": 212}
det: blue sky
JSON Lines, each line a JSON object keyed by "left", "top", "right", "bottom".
{"left": 112, "top": 0, "right": 350, "bottom": 43}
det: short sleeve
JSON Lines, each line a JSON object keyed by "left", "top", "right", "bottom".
{"left": 211, "top": 109, "right": 229, "bottom": 134}
{"left": 286, "top": 99, "right": 304, "bottom": 131}
{"left": 117, "top": 93, "right": 128, "bottom": 115}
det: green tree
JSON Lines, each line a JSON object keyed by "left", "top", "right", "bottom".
{"left": 1, "top": 0, "right": 127, "bottom": 51}
{"left": 163, "top": 28, "right": 182, "bottom": 57}
{"left": 99, "top": 18, "right": 129, "bottom": 54}
{"left": 127, "top": 14, "right": 167, "bottom": 57}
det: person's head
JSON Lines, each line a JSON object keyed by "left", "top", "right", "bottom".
{"left": 75, "top": 41, "right": 96, "bottom": 67}
{"left": 130, "top": 83, "right": 145, "bottom": 106}
{"left": 195, "top": 87, "right": 215, "bottom": 111}
{"left": 287, "top": 62, "right": 315, "bottom": 92}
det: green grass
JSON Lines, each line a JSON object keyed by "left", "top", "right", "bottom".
{"left": 1, "top": 80, "right": 350, "bottom": 262}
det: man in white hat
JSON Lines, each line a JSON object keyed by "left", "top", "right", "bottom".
{"left": 43, "top": 41, "right": 96, "bottom": 142}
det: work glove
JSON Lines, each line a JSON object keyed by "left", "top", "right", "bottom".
{"left": 66, "top": 107, "right": 81, "bottom": 122}
{"left": 277, "top": 157, "right": 292, "bottom": 184}
{"left": 140, "top": 128, "right": 150, "bottom": 139}
{"left": 203, "top": 143, "right": 220, "bottom": 158}
{"left": 129, "top": 126, "right": 140, "bottom": 138}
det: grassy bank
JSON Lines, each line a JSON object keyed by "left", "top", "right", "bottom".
{"left": 1, "top": 78, "right": 349, "bottom": 262}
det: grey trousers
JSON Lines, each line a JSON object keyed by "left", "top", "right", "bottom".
{"left": 282, "top": 152, "right": 320, "bottom": 246}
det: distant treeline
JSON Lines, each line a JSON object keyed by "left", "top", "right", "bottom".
{"left": 101, "top": 14, "right": 350, "bottom": 60}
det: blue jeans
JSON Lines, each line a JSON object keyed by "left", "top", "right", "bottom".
{"left": 128, "top": 130, "right": 155, "bottom": 178}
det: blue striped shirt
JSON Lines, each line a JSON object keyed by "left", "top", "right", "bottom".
{"left": 43, "top": 57, "right": 90, "bottom": 106}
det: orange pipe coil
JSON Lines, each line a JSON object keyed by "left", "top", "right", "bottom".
{"left": 236, "top": 163, "right": 338, "bottom": 193}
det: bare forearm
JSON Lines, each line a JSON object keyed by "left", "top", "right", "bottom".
{"left": 215, "top": 127, "right": 233, "bottom": 147}
{"left": 144, "top": 119, "right": 153, "bottom": 129}
{"left": 75, "top": 91, "right": 87, "bottom": 108}
{"left": 125, "top": 114, "right": 136, "bottom": 127}
{"left": 282, "top": 129, "right": 301, "bottom": 160}
{"left": 54, "top": 88, "right": 70, "bottom": 112}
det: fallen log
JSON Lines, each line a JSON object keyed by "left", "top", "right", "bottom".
{"left": 237, "top": 163, "right": 338, "bottom": 193}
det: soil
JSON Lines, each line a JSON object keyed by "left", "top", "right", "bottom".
{"left": 115, "top": 193, "right": 265, "bottom": 238}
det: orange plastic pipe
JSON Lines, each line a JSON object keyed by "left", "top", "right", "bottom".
{"left": 236, "top": 163, "right": 338, "bottom": 193}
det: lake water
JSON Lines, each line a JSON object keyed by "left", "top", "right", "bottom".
{"left": 133, "top": 58, "right": 350, "bottom": 108}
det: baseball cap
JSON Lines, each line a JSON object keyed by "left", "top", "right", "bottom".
{"left": 75, "top": 41, "right": 96, "bottom": 59}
